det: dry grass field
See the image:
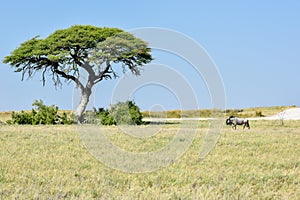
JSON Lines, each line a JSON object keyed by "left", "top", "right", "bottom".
{"left": 142, "top": 105, "right": 296, "bottom": 118}
{"left": 0, "top": 120, "right": 299, "bottom": 199}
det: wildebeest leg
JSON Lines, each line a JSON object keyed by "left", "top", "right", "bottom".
{"left": 243, "top": 121, "right": 250, "bottom": 129}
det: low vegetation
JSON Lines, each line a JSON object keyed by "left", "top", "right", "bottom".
{"left": 142, "top": 105, "right": 297, "bottom": 118}
{"left": 84, "top": 101, "right": 144, "bottom": 125}
{"left": 0, "top": 120, "right": 299, "bottom": 199}
{"left": 6, "top": 100, "right": 75, "bottom": 125}
{"left": 2, "top": 105, "right": 296, "bottom": 123}
{"left": 3, "top": 100, "right": 143, "bottom": 126}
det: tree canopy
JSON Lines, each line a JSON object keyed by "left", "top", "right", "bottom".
{"left": 3, "top": 25, "right": 153, "bottom": 121}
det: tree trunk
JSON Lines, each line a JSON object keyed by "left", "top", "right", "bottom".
{"left": 75, "top": 88, "right": 92, "bottom": 123}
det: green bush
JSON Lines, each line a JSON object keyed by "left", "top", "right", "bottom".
{"left": 61, "top": 112, "right": 76, "bottom": 125}
{"left": 9, "top": 111, "right": 33, "bottom": 125}
{"left": 85, "top": 101, "right": 143, "bottom": 125}
{"left": 127, "top": 101, "right": 143, "bottom": 125}
{"left": 86, "top": 108, "right": 116, "bottom": 126}
{"left": 7, "top": 100, "right": 75, "bottom": 125}
{"left": 109, "top": 101, "right": 143, "bottom": 125}
{"left": 31, "top": 100, "right": 59, "bottom": 124}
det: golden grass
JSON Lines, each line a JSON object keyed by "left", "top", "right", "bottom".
{"left": 0, "top": 120, "right": 299, "bottom": 199}
{"left": 0, "top": 112, "right": 12, "bottom": 122}
{"left": 142, "top": 105, "right": 297, "bottom": 118}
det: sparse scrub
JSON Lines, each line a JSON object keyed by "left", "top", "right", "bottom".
{"left": 255, "top": 110, "right": 265, "bottom": 117}
{"left": 166, "top": 110, "right": 181, "bottom": 118}
{"left": 6, "top": 100, "right": 75, "bottom": 125}
{"left": 141, "top": 106, "right": 297, "bottom": 119}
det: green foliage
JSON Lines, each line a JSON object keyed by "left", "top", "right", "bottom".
{"left": 85, "top": 101, "right": 143, "bottom": 125}
{"left": 31, "top": 100, "right": 59, "bottom": 125}
{"left": 110, "top": 101, "right": 143, "bottom": 125}
{"left": 90, "top": 32, "right": 152, "bottom": 76}
{"left": 3, "top": 25, "right": 152, "bottom": 87}
{"left": 127, "top": 101, "right": 144, "bottom": 125}
{"left": 7, "top": 100, "right": 74, "bottom": 125}
{"left": 61, "top": 112, "right": 76, "bottom": 125}
{"left": 84, "top": 108, "right": 116, "bottom": 126}
{"left": 99, "top": 110, "right": 116, "bottom": 126}
{"left": 8, "top": 111, "right": 33, "bottom": 125}
{"left": 3, "top": 26, "right": 125, "bottom": 86}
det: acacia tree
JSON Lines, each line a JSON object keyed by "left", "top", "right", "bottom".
{"left": 3, "top": 25, "right": 152, "bottom": 122}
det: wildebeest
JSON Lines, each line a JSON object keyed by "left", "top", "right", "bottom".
{"left": 226, "top": 116, "right": 250, "bottom": 129}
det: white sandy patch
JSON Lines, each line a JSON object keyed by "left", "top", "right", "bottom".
{"left": 249, "top": 108, "right": 300, "bottom": 120}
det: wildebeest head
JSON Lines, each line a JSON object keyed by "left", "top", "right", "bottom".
{"left": 226, "top": 118, "right": 232, "bottom": 125}
{"left": 226, "top": 116, "right": 236, "bottom": 125}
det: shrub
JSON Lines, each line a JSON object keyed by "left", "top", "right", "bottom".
{"left": 127, "top": 101, "right": 143, "bottom": 125}
{"left": 31, "top": 100, "right": 59, "bottom": 124}
{"left": 83, "top": 101, "right": 143, "bottom": 125}
{"left": 88, "top": 108, "right": 116, "bottom": 126}
{"left": 255, "top": 110, "right": 265, "bottom": 117}
{"left": 109, "top": 101, "right": 143, "bottom": 125}
{"left": 7, "top": 100, "right": 75, "bottom": 125}
{"left": 60, "top": 112, "right": 76, "bottom": 125}
{"left": 10, "top": 111, "right": 33, "bottom": 125}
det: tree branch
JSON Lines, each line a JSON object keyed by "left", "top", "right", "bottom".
{"left": 42, "top": 67, "right": 47, "bottom": 86}
{"left": 70, "top": 46, "right": 84, "bottom": 66}
{"left": 93, "top": 61, "right": 114, "bottom": 84}
{"left": 81, "top": 62, "right": 97, "bottom": 81}
{"left": 52, "top": 65, "right": 84, "bottom": 92}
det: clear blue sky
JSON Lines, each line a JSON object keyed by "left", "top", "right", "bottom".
{"left": 1, "top": 0, "right": 299, "bottom": 111}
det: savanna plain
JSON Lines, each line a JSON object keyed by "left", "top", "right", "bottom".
{"left": 0, "top": 119, "right": 299, "bottom": 199}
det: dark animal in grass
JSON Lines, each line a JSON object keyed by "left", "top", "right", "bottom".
{"left": 226, "top": 116, "right": 250, "bottom": 130}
